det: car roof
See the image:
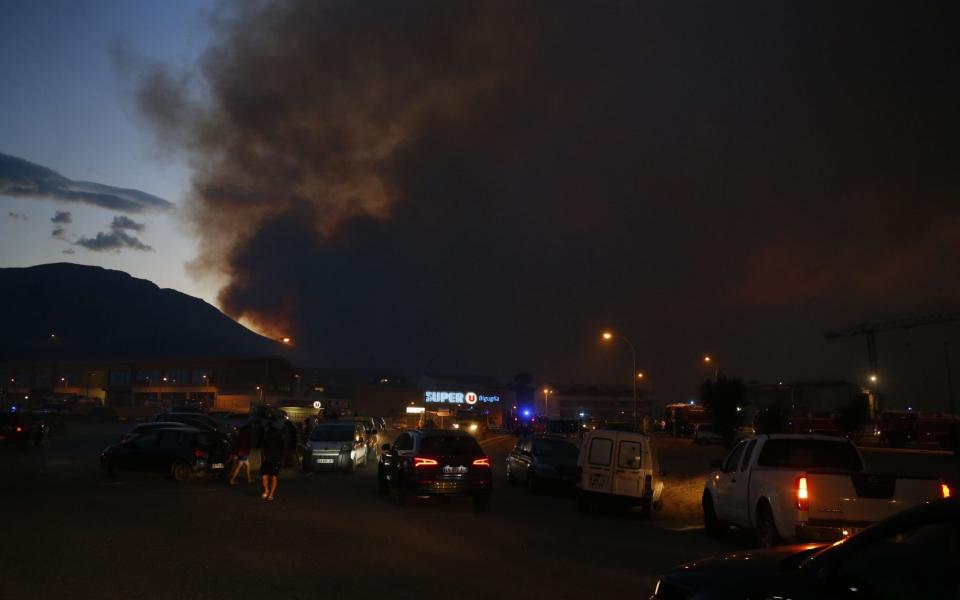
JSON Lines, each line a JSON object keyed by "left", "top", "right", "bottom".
{"left": 412, "top": 428, "right": 472, "bottom": 437}
{"left": 759, "top": 433, "right": 856, "bottom": 442}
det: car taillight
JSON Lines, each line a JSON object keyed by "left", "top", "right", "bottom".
{"left": 796, "top": 476, "right": 809, "bottom": 511}
{"left": 472, "top": 457, "right": 491, "bottom": 467}
{"left": 942, "top": 482, "right": 952, "bottom": 499}
{"left": 193, "top": 449, "right": 208, "bottom": 459}
{"left": 15, "top": 426, "right": 22, "bottom": 433}
{"left": 413, "top": 457, "right": 437, "bottom": 468}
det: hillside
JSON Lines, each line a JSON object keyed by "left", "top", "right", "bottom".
{"left": 0, "top": 263, "right": 288, "bottom": 362}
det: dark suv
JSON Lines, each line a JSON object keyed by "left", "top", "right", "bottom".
{"left": 0, "top": 411, "right": 46, "bottom": 448}
{"left": 100, "top": 428, "right": 231, "bottom": 481}
{"left": 378, "top": 429, "right": 492, "bottom": 511}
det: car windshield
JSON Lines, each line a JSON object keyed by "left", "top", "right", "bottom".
{"left": 757, "top": 439, "right": 863, "bottom": 471}
{"left": 310, "top": 426, "right": 355, "bottom": 442}
{"left": 420, "top": 435, "right": 483, "bottom": 455}
{"left": 532, "top": 439, "right": 578, "bottom": 458}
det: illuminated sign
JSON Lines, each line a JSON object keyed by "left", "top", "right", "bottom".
{"left": 424, "top": 391, "right": 500, "bottom": 404}
{"left": 312, "top": 401, "right": 322, "bottom": 409}
{"left": 406, "top": 406, "right": 426, "bottom": 414}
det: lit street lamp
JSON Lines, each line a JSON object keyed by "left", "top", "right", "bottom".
{"left": 543, "top": 387, "right": 554, "bottom": 417}
{"left": 601, "top": 330, "right": 639, "bottom": 430}
{"left": 703, "top": 355, "right": 718, "bottom": 380}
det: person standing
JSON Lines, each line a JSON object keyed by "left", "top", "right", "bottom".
{"left": 260, "top": 421, "right": 284, "bottom": 501}
{"left": 228, "top": 424, "right": 253, "bottom": 485}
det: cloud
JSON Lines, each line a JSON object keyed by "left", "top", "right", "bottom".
{"left": 51, "top": 210, "right": 72, "bottom": 224}
{"left": 51, "top": 226, "right": 68, "bottom": 240}
{"left": 0, "top": 152, "right": 175, "bottom": 213}
{"left": 73, "top": 215, "right": 152, "bottom": 252}
{"left": 110, "top": 215, "right": 145, "bottom": 231}
{"left": 7, "top": 212, "right": 26, "bottom": 220}
{"left": 61, "top": 249, "right": 76, "bottom": 255}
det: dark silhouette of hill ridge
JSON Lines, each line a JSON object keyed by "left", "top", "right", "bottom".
{"left": 0, "top": 263, "right": 288, "bottom": 362}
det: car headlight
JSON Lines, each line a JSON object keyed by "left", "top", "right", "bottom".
{"left": 452, "top": 423, "right": 460, "bottom": 429}
{"left": 469, "top": 424, "right": 478, "bottom": 432}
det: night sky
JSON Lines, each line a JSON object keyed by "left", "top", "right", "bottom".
{"left": 2, "top": 1, "right": 959, "bottom": 408}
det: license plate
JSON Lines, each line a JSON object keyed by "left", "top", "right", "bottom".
{"left": 317, "top": 458, "right": 335, "bottom": 464}
{"left": 211, "top": 463, "right": 225, "bottom": 469}
{"left": 443, "top": 465, "right": 468, "bottom": 474}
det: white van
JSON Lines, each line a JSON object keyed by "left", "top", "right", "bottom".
{"left": 576, "top": 429, "right": 664, "bottom": 514}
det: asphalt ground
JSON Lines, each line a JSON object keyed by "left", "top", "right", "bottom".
{"left": 1, "top": 424, "right": 955, "bottom": 600}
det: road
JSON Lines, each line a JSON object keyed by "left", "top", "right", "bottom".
{"left": 1, "top": 424, "right": 955, "bottom": 599}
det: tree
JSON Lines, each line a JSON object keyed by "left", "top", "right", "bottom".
{"left": 700, "top": 374, "right": 747, "bottom": 448}
{"left": 834, "top": 393, "right": 870, "bottom": 440}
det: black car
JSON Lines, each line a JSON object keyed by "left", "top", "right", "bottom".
{"left": 155, "top": 412, "right": 238, "bottom": 439}
{"left": 651, "top": 497, "right": 960, "bottom": 600}
{"left": 0, "top": 411, "right": 46, "bottom": 448}
{"left": 100, "top": 428, "right": 232, "bottom": 481}
{"left": 505, "top": 433, "right": 579, "bottom": 491}
{"left": 378, "top": 429, "right": 492, "bottom": 511}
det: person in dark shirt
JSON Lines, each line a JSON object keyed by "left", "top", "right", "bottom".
{"left": 260, "top": 422, "right": 284, "bottom": 501}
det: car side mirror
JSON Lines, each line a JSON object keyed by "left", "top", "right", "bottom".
{"left": 710, "top": 459, "right": 723, "bottom": 469}
{"left": 381, "top": 443, "right": 391, "bottom": 452}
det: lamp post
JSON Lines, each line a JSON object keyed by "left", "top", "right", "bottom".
{"left": 602, "top": 331, "right": 639, "bottom": 430}
{"left": 543, "top": 387, "right": 554, "bottom": 418}
{"left": 703, "top": 355, "right": 718, "bottom": 380}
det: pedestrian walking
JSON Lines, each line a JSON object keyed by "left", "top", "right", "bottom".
{"left": 228, "top": 424, "right": 253, "bottom": 485}
{"left": 260, "top": 420, "right": 284, "bottom": 501}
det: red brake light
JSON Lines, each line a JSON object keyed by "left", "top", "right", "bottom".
{"left": 943, "top": 482, "right": 952, "bottom": 499}
{"left": 796, "top": 476, "right": 809, "bottom": 511}
{"left": 472, "top": 457, "right": 491, "bottom": 467}
{"left": 413, "top": 457, "right": 438, "bottom": 468}
{"left": 193, "top": 449, "right": 208, "bottom": 459}
{"left": 15, "top": 426, "right": 22, "bottom": 433}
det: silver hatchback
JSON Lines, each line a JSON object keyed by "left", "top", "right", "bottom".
{"left": 302, "top": 422, "right": 368, "bottom": 473}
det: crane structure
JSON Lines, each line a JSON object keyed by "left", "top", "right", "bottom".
{"left": 825, "top": 311, "right": 960, "bottom": 379}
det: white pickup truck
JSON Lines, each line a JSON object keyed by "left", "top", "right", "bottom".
{"left": 701, "top": 433, "right": 950, "bottom": 547}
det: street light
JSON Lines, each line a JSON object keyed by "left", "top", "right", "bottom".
{"left": 637, "top": 372, "right": 645, "bottom": 380}
{"left": 543, "top": 387, "right": 554, "bottom": 417}
{"left": 869, "top": 374, "right": 878, "bottom": 383}
{"left": 703, "top": 355, "right": 718, "bottom": 380}
{"left": 601, "top": 330, "right": 639, "bottom": 430}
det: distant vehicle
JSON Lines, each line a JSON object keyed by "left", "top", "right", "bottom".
{"left": 0, "top": 411, "right": 46, "bottom": 448}
{"left": 452, "top": 417, "right": 488, "bottom": 439}
{"left": 879, "top": 410, "right": 959, "bottom": 449}
{"left": 506, "top": 434, "right": 579, "bottom": 491}
{"left": 302, "top": 422, "right": 367, "bottom": 472}
{"left": 100, "top": 428, "right": 232, "bottom": 481}
{"left": 702, "top": 434, "right": 951, "bottom": 547}
{"left": 343, "top": 416, "right": 381, "bottom": 458}
{"left": 378, "top": 429, "right": 492, "bottom": 511}
{"left": 693, "top": 423, "right": 754, "bottom": 445}
{"left": 121, "top": 421, "right": 198, "bottom": 444}
{"left": 651, "top": 497, "right": 960, "bottom": 600}
{"left": 31, "top": 409, "right": 66, "bottom": 435}
{"left": 576, "top": 429, "right": 664, "bottom": 514}
{"left": 545, "top": 418, "right": 581, "bottom": 440}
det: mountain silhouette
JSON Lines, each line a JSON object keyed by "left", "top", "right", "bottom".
{"left": 0, "top": 263, "right": 289, "bottom": 362}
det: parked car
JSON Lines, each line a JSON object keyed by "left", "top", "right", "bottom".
{"left": 693, "top": 423, "right": 754, "bottom": 445}
{"left": 651, "top": 497, "right": 960, "bottom": 600}
{"left": 702, "top": 434, "right": 950, "bottom": 547}
{"left": 452, "top": 417, "right": 488, "bottom": 439}
{"left": 378, "top": 429, "right": 492, "bottom": 511}
{"left": 121, "top": 421, "right": 198, "bottom": 444}
{"left": 31, "top": 409, "right": 66, "bottom": 435}
{"left": 100, "top": 428, "right": 232, "bottom": 481}
{"left": 302, "top": 422, "right": 368, "bottom": 472}
{"left": 545, "top": 418, "right": 582, "bottom": 440}
{"left": 344, "top": 416, "right": 380, "bottom": 458}
{"left": 0, "top": 411, "right": 46, "bottom": 448}
{"left": 154, "top": 412, "right": 238, "bottom": 439}
{"left": 506, "top": 433, "right": 579, "bottom": 491}
{"left": 576, "top": 428, "right": 665, "bottom": 514}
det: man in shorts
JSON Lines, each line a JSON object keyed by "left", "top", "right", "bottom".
{"left": 260, "top": 421, "right": 285, "bottom": 501}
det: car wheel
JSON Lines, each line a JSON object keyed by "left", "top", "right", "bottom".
{"left": 506, "top": 463, "right": 515, "bottom": 484}
{"left": 473, "top": 493, "right": 491, "bottom": 512}
{"left": 171, "top": 461, "right": 191, "bottom": 482}
{"left": 702, "top": 492, "right": 724, "bottom": 538}
{"left": 756, "top": 504, "right": 781, "bottom": 548}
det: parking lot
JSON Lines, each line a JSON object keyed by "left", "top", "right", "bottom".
{"left": 1, "top": 422, "right": 956, "bottom": 600}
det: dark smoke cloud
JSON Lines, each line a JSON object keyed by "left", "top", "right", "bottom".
{"left": 74, "top": 216, "right": 152, "bottom": 252}
{"left": 51, "top": 210, "right": 72, "bottom": 224}
{"left": 51, "top": 225, "right": 68, "bottom": 240}
{"left": 134, "top": 1, "right": 960, "bottom": 405}
{"left": 0, "top": 151, "right": 174, "bottom": 213}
